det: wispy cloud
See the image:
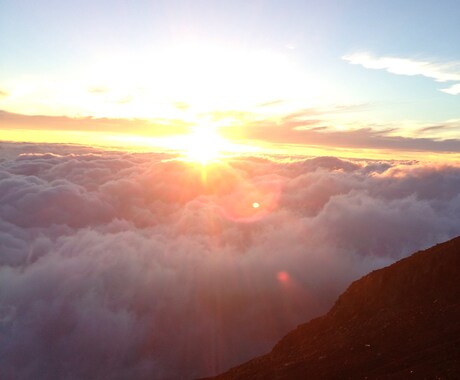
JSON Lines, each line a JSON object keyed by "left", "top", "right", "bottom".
{"left": 0, "top": 110, "right": 191, "bottom": 136}
{"left": 3, "top": 108, "right": 460, "bottom": 156}
{"left": 419, "top": 125, "right": 448, "bottom": 133}
{"left": 241, "top": 123, "right": 460, "bottom": 153}
{"left": 416, "top": 119, "right": 460, "bottom": 140}
{"left": 343, "top": 53, "right": 460, "bottom": 95}
{"left": 219, "top": 107, "right": 460, "bottom": 154}
{"left": 441, "top": 83, "right": 460, "bottom": 95}
{"left": 87, "top": 86, "right": 110, "bottom": 94}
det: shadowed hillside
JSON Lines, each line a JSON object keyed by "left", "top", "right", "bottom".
{"left": 206, "top": 236, "right": 460, "bottom": 379}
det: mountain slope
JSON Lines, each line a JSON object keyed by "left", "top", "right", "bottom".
{"left": 206, "top": 236, "right": 460, "bottom": 379}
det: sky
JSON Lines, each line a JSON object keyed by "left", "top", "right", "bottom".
{"left": 1, "top": 0, "right": 460, "bottom": 157}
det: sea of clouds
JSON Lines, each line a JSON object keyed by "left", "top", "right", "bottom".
{"left": 1, "top": 141, "right": 460, "bottom": 379}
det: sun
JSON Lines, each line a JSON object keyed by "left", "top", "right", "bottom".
{"left": 157, "top": 123, "right": 259, "bottom": 164}
{"left": 181, "top": 126, "right": 231, "bottom": 164}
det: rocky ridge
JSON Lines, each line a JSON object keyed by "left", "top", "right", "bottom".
{"left": 205, "top": 236, "right": 460, "bottom": 379}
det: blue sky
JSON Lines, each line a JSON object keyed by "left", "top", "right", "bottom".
{"left": 1, "top": 0, "right": 460, "bottom": 155}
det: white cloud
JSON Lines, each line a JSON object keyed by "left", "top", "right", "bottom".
{"left": 343, "top": 53, "right": 460, "bottom": 94}
{"left": 441, "top": 83, "right": 460, "bottom": 95}
{"left": 1, "top": 142, "right": 460, "bottom": 379}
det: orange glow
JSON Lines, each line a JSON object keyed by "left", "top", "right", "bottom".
{"left": 277, "top": 271, "right": 290, "bottom": 283}
{"left": 2, "top": 128, "right": 458, "bottom": 164}
{"left": 153, "top": 125, "right": 259, "bottom": 165}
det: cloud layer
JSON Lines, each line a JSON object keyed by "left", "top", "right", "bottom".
{"left": 1, "top": 142, "right": 460, "bottom": 379}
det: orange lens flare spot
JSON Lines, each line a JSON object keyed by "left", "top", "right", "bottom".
{"left": 277, "top": 271, "right": 290, "bottom": 283}
{"left": 219, "top": 179, "right": 282, "bottom": 223}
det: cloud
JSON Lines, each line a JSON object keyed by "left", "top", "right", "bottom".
{"left": 0, "top": 110, "right": 190, "bottom": 137}
{"left": 1, "top": 142, "right": 460, "bottom": 379}
{"left": 87, "top": 86, "right": 110, "bottom": 94}
{"left": 343, "top": 53, "right": 460, "bottom": 94}
{"left": 214, "top": 107, "right": 460, "bottom": 155}
{"left": 415, "top": 120, "right": 460, "bottom": 140}
{"left": 256, "top": 99, "right": 285, "bottom": 108}
{"left": 230, "top": 120, "right": 460, "bottom": 153}
{"left": 419, "top": 125, "right": 447, "bottom": 133}
{"left": 3, "top": 107, "right": 459, "bottom": 156}
{"left": 441, "top": 83, "right": 460, "bottom": 95}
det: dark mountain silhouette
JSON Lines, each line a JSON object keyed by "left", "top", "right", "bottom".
{"left": 205, "top": 236, "right": 460, "bottom": 380}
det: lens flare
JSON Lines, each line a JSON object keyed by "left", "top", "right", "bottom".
{"left": 277, "top": 271, "right": 290, "bottom": 283}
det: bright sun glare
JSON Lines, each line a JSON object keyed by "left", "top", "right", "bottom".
{"left": 180, "top": 127, "right": 232, "bottom": 164}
